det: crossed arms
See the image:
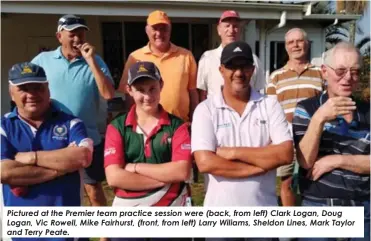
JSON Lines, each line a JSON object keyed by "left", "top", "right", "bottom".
{"left": 104, "top": 124, "right": 192, "bottom": 191}
{"left": 1, "top": 145, "right": 92, "bottom": 186}
{"left": 191, "top": 100, "right": 293, "bottom": 179}
{"left": 293, "top": 97, "right": 370, "bottom": 180}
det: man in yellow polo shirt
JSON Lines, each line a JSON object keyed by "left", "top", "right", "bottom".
{"left": 119, "top": 10, "right": 199, "bottom": 122}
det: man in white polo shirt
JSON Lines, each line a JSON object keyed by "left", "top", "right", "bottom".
{"left": 197, "top": 10, "right": 265, "bottom": 101}
{"left": 192, "top": 41, "right": 293, "bottom": 212}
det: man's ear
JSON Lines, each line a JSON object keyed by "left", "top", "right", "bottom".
{"left": 126, "top": 85, "right": 133, "bottom": 96}
{"left": 56, "top": 32, "right": 62, "bottom": 44}
{"left": 321, "top": 64, "right": 327, "bottom": 79}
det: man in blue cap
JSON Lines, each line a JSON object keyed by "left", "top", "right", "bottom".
{"left": 1, "top": 63, "right": 93, "bottom": 237}
{"left": 31, "top": 14, "right": 115, "bottom": 208}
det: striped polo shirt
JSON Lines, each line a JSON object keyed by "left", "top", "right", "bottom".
{"left": 293, "top": 92, "right": 370, "bottom": 200}
{"left": 267, "top": 64, "right": 325, "bottom": 123}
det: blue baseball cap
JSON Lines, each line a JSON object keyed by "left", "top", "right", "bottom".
{"left": 128, "top": 61, "right": 162, "bottom": 85}
{"left": 8, "top": 62, "right": 48, "bottom": 86}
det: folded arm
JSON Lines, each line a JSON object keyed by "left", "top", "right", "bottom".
{"left": 1, "top": 160, "right": 59, "bottom": 186}
{"left": 129, "top": 160, "right": 191, "bottom": 183}
{"left": 194, "top": 150, "right": 265, "bottom": 178}
{"left": 217, "top": 140, "right": 293, "bottom": 171}
{"left": 335, "top": 155, "right": 370, "bottom": 174}
{"left": 15, "top": 146, "right": 91, "bottom": 173}
{"left": 105, "top": 164, "right": 165, "bottom": 191}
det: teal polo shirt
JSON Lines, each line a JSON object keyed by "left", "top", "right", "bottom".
{"left": 31, "top": 47, "right": 113, "bottom": 145}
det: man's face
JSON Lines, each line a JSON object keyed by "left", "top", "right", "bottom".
{"left": 219, "top": 57, "right": 255, "bottom": 95}
{"left": 146, "top": 24, "right": 171, "bottom": 50}
{"left": 127, "top": 78, "right": 162, "bottom": 112}
{"left": 56, "top": 28, "right": 86, "bottom": 58}
{"left": 322, "top": 49, "right": 360, "bottom": 97}
{"left": 285, "top": 30, "right": 308, "bottom": 60}
{"left": 10, "top": 83, "right": 50, "bottom": 117}
{"left": 217, "top": 18, "right": 241, "bottom": 46}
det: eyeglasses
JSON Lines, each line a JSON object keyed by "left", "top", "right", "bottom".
{"left": 326, "top": 65, "right": 361, "bottom": 79}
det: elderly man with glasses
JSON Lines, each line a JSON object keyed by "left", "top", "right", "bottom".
{"left": 293, "top": 42, "right": 370, "bottom": 241}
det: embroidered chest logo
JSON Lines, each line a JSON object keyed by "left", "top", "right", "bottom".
{"left": 52, "top": 124, "right": 68, "bottom": 140}
{"left": 161, "top": 133, "right": 172, "bottom": 145}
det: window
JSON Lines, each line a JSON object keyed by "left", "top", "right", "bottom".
{"left": 101, "top": 22, "right": 124, "bottom": 89}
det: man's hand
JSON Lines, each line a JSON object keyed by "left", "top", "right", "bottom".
{"left": 308, "top": 155, "right": 342, "bottom": 181}
{"left": 15, "top": 152, "right": 36, "bottom": 165}
{"left": 315, "top": 96, "right": 356, "bottom": 123}
{"left": 216, "top": 147, "right": 235, "bottom": 160}
{"left": 77, "top": 42, "right": 95, "bottom": 60}
{"left": 125, "top": 163, "right": 136, "bottom": 173}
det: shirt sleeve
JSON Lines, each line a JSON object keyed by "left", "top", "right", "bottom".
{"left": 96, "top": 55, "right": 114, "bottom": 85}
{"left": 1, "top": 124, "right": 16, "bottom": 160}
{"left": 104, "top": 124, "right": 125, "bottom": 167}
{"left": 191, "top": 102, "right": 217, "bottom": 153}
{"left": 267, "top": 97, "right": 292, "bottom": 144}
{"left": 69, "top": 118, "right": 93, "bottom": 153}
{"left": 31, "top": 53, "right": 42, "bottom": 66}
{"left": 187, "top": 52, "right": 197, "bottom": 90}
{"left": 266, "top": 72, "right": 277, "bottom": 95}
{"left": 251, "top": 54, "right": 266, "bottom": 91}
{"left": 171, "top": 123, "right": 192, "bottom": 162}
{"left": 196, "top": 53, "right": 207, "bottom": 91}
{"left": 292, "top": 102, "right": 312, "bottom": 147}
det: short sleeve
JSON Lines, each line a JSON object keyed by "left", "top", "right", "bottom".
{"left": 96, "top": 55, "right": 114, "bottom": 85}
{"left": 1, "top": 124, "right": 16, "bottom": 160}
{"left": 187, "top": 53, "right": 197, "bottom": 90}
{"left": 196, "top": 53, "right": 207, "bottom": 91}
{"left": 292, "top": 102, "right": 312, "bottom": 147}
{"left": 267, "top": 98, "right": 292, "bottom": 144}
{"left": 191, "top": 102, "right": 217, "bottom": 153}
{"left": 31, "top": 53, "right": 42, "bottom": 66}
{"left": 69, "top": 118, "right": 93, "bottom": 152}
{"left": 251, "top": 54, "right": 266, "bottom": 91}
{"left": 171, "top": 123, "right": 192, "bottom": 162}
{"left": 104, "top": 124, "right": 125, "bottom": 167}
{"left": 266, "top": 72, "right": 277, "bottom": 95}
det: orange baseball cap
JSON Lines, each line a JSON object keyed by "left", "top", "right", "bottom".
{"left": 147, "top": 10, "right": 171, "bottom": 26}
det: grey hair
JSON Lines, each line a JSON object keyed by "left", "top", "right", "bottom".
{"left": 324, "top": 41, "right": 362, "bottom": 66}
{"left": 285, "top": 28, "right": 308, "bottom": 42}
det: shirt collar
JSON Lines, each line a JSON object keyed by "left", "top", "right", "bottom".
{"left": 143, "top": 42, "right": 178, "bottom": 56}
{"left": 214, "top": 87, "right": 264, "bottom": 109}
{"left": 283, "top": 63, "right": 314, "bottom": 71}
{"left": 125, "top": 104, "right": 171, "bottom": 130}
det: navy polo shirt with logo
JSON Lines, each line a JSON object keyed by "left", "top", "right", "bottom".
{"left": 1, "top": 105, "right": 89, "bottom": 207}
{"left": 293, "top": 92, "right": 370, "bottom": 200}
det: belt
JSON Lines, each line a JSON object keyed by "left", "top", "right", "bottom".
{"left": 303, "top": 196, "right": 366, "bottom": 206}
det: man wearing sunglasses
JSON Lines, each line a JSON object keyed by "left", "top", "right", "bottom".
{"left": 31, "top": 14, "right": 115, "bottom": 211}
{"left": 192, "top": 42, "right": 293, "bottom": 241}
{"left": 293, "top": 42, "right": 370, "bottom": 241}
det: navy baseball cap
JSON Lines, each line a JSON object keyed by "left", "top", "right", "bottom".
{"left": 8, "top": 62, "right": 48, "bottom": 86}
{"left": 57, "top": 14, "right": 89, "bottom": 32}
{"left": 221, "top": 41, "right": 254, "bottom": 65}
{"left": 128, "top": 61, "right": 162, "bottom": 85}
